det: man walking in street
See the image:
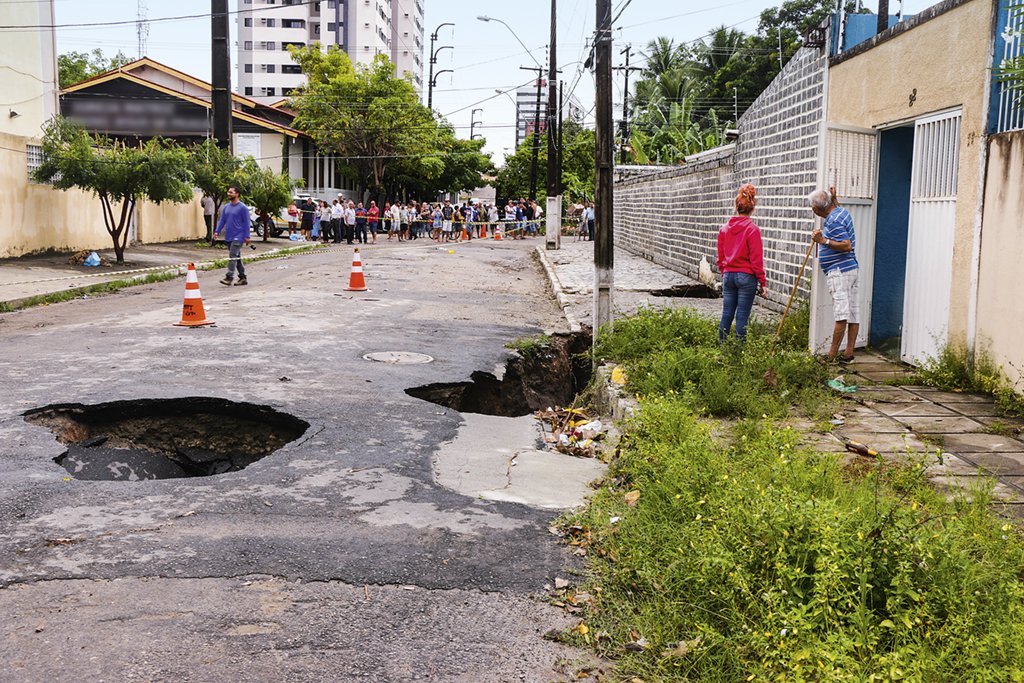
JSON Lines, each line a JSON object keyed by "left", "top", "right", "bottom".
{"left": 367, "top": 200, "right": 379, "bottom": 243}
{"left": 809, "top": 187, "right": 859, "bottom": 362}
{"left": 214, "top": 185, "right": 250, "bottom": 286}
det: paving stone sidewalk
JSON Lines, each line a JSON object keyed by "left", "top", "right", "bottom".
{"left": 537, "top": 242, "right": 1024, "bottom": 520}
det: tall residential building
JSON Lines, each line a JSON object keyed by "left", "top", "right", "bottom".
{"left": 0, "top": 0, "right": 58, "bottom": 138}
{"left": 515, "top": 79, "right": 586, "bottom": 148}
{"left": 237, "top": 0, "right": 425, "bottom": 103}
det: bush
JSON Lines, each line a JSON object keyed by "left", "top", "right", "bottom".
{"left": 594, "top": 307, "right": 830, "bottom": 419}
{"left": 917, "top": 344, "right": 1024, "bottom": 417}
{"left": 566, "top": 397, "right": 1024, "bottom": 681}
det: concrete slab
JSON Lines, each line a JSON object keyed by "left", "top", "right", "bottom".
{"left": 974, "top": 415, "right": 1024, "bottom": 432}
{"left": 945, "top": 402, "right": 1001, "bottom": 417}
{"left": 926, "top": 454, "right": 986, "bottom": 477}
{"left": 855, "top": 387, "right": 928, "bottom": 403}
{"left": 895, "top": 416, "right": 985, "bottom": 434}
{"left": 906, "top": 390, "right": 992, "bottom": 403}
{"left": 433, "top": 413, "right": 605, "bottom": 510}
{"left": 941, "top": 434, "right": 1024, "bottom": 453}
{"left": 481, "top": 449, "right": 606, "bottom": 510}
{"left": 956, "top": 451, "right": 1024, "bottom": 476}
{"left": 928, "top": 475, "right": 1022, "bottom": 502}
{"left": 857, "top": 370, "right": 917, "bottom": 383}
{"left": 873, "top": 402, "right": 959, "bottom": 418}
{"left": 839, "top": 415, "right": 913, "bottom": 434}
{"left": 831, "top": 430, "right": 930, "bottom": 454}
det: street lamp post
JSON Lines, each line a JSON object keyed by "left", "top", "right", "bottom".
{"left": 428, "top": 22, "right": 454, "bottom": 111}
{"left": 476, "top": 16, "right": 542, "bottom": 68}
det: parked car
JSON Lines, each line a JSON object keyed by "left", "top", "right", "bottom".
{"left": 250, "top": 208, "right": 288, "bottom": 238}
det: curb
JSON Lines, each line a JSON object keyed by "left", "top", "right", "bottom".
{"left": 534, "top": 245, "right": 582, "bottom": 333}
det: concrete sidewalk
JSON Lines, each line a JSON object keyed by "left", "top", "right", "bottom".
{"left": 537, "top": 241, "right": 1024, "bottom": 519}
{"left": 0, "top": 238, "right": 310, "bottom": 307}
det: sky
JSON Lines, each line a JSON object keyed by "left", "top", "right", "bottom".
{"left": 46, "top": 0, "right": 937, "bottom": 162}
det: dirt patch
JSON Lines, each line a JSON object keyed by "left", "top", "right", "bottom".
{"left": 24, "top": 398, "right": 309, "bottom": 481}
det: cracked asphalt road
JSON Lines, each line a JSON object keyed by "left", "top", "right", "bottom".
{"left": 0, "top": 239, "right": 594, "bottom": 682}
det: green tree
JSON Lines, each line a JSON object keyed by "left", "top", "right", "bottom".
{"left": 286, "top": 46, "right": 438, "bottom": 196}
{"left": 32, "top": 117, "right": 194, "bottom": 263}
{"left": 58, "top": 49, "right": 133, "bottom": 89}
{"left": 495, "top": 120, "right": 595, "bottom": 202}
{"left": 235, "top": 160, "right": 298, "bottom": 243}
{"left": 392, "top": 124, "right": 493, "bottom": 199}
{"left": 186, "top": 138, "right": 247, "bottom": 226}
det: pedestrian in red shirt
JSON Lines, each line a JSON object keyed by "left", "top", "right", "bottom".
{"left": 717, "top": 183, "right": 767, "bottom": 342}
{"left": 367, "top": 201, "right": 380, "bottom": 243}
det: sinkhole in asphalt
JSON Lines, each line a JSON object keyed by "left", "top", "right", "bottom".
{"left": 24, "top": 398, "right": 309, "bottom": 481}
{"left": 405, "top": 330, "right": 593, "bottom": 417}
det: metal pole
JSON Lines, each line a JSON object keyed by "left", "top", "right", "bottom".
{"left": 211, "top": 0, "right": 232, "bottom": 151}
{"left": 520, "top": 66, "right": 544, "bottom": 201}
{"left": 618, "top": 44, "right": 631, "bottom": 165}
{"left": 594, "top": 0, "right": 614, "bottom": 341}
{"left": 545, "top": 0, "right": 561, "bottom": 250}
{"left": 428, "top": 31, "right": 436, "bottom": 110}
{"left": 470, "top": 108, "right": 483, "bottom": 140}
{"left": 558, "top": 80, "right": 564, "bottom": 194}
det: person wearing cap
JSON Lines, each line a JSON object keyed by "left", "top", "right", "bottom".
{"left": 809, "top": 186, "right": 859, "bottom": 363}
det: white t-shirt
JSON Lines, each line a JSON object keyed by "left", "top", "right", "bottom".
{"left": 344, "top": 207, "right": 356, "bottom": 225}
{"left": 331, "top": 203, "right": 343, "bottom": 219}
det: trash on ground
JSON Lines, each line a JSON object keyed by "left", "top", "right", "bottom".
{"left": 827, "top": 376, "right": 858, "bottom": 393}
{"left": 70, "top": 250, "right": 108, "bottom": 267}
{"left": 536, "top": 406, "right": 608, "bottom": 458}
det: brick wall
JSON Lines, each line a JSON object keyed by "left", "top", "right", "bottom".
{"left": 614, "top": 47, "right": 826, "bottom": 308}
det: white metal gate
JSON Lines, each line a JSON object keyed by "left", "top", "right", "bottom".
{"left": 810, "top": 125, "right": 878, "bottom": 353}
{"left": 901, "top": 109, "right": 961, "bottom": 365}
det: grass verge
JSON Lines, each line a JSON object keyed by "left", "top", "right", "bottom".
{"left": 561, "top": 306, "right": 1024, "bottom": 680}
{"left": 915, "top": 344, "right": 1024, "bottom": 417}
{"left": 0, "top": 245, "right": 320, "bottom": 314}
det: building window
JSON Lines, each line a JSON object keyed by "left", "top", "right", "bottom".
{"left": 283, "top": 87, "right": 297, "bottom": 96}
{"left": 244, "top": 41, "right": 253, "bottom": 50}
{"left": 282, "top": 64, "right": 302, "bottom": 74}
{"left": 244, "top": 63, "right": 253, "bottom": 73}
{"left": 244, "top": 18, "right": 252, "bottom": 27}
{"left": 244, "top": 87, "right": 253, "bottom": 95}
{"left": 282, "top": 41, "right": 305, "bottom": 50}
{"left": 261, "top": 87, "right": 276, "bottom": 96}
{"left": 26, "top": 144, "right": 44, "bottom": 178}
{"left": 265, "top": 64, "right": 276, "bottom": 73}
{"left": 282, "top": 19, "right": 305, "bottom": 29}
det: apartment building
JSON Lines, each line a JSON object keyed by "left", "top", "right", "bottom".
{"left": 237, "top": 0, "right": 425, "bottom": 103}
{"left": 515, "top": 79, "right": 586, "bottom": 147}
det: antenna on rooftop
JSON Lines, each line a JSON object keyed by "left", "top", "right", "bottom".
{"left": 137, "top": 0, "right": 150, "bottom": 57}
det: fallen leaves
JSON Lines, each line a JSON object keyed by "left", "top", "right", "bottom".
{"left": 536, "top": 406, "right": 608, "bottom": 458}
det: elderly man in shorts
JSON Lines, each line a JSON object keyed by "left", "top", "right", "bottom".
{"left": 809, "top": 187, "right": 859, "bottom": 363}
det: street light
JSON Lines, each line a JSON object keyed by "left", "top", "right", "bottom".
{"left": 427, "top": 22, "right": 454, "bottom": 111}
{"left": 476, "top": 15, "right": 543, "bottom": 68}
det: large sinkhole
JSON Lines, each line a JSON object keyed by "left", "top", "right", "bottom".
{"left": 405, "top": 330, "right": 593, "bottom": 417}
{"left": 24, "top": 398, "right": 309, "bottom": 481}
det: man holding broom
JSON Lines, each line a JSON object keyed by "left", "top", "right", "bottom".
{"left": 809, "top": 187, "right": 859, "bottom": 363}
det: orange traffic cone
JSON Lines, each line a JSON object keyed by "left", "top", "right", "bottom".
{"left": 479, "top": 224, "right": 487, "bottom": 239}
{"left": 494, "top": 225, "right": 503, "bottom": 241}
{"left": 345, "top": 248, "right": 368, "bottom": 291}
{"left": 459, "top": 226, "right": 469, "bottom": 242}
{"left": 173, "top": 263, "right": 214, "bottom": 327}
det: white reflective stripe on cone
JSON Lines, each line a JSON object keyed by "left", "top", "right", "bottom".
{"left": 184, "top": 289, "right": 203, "bottom": 300}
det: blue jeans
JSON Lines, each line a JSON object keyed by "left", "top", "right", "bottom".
{"left": 226, "top": 241, "right": 247, "bottom": 281}
{"left": 719, "top": 272, "right": 758, "bottom": 342}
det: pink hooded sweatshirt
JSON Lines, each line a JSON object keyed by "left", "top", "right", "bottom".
{"left": 717, "top": 215, "right": 766, "bottom": 287}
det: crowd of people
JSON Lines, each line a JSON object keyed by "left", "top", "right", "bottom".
{"left": 278, "top": 195, "right": 557, "bottom": 245}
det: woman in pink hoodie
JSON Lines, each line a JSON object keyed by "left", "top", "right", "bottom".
{"left": 717, "top": 183, "right": 767, "bottom": 342}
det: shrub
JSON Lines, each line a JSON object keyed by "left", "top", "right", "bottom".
{"left": 566, "top": 397, "right": 1024, "bottom": 681}
{"left": 917, "top": 344, "right": 1024, "bottom": 417}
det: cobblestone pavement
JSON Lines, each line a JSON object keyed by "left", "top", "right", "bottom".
{"left": 537, "top": 239, "right": 730, "bottom": 328}
{"left": 538, "top": 241, "right": 1024, "bottom": 520}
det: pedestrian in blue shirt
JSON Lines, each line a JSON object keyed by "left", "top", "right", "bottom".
{"left": 809, "top": 187, "right": 859, "bottom": 362}
{"left": 214, "top": 185, "right": 251, "bottom": 286}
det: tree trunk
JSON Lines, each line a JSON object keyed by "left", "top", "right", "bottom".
{"left": 98, "top": 193, "right": 126, "bottom": 264}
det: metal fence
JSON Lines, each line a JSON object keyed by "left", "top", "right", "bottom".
{"left": 994, "top": 1, "right": 1024, "bottom": 133}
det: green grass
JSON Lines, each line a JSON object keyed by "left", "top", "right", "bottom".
{"left": 916, "top": 344, "right": 1024, "bottom": 417}
{"left": 593, "top": 305, "right": 833, "bottom": 420}
{"left": 505, "top": 334, "right": 552, "bottom": 360}
{"left": 564, "top": 398, "right": 1024, "bottom": 681}
{"left": 0, "top": 244, "right": 319, "bottom": 313}
{"left": 562, "top": 304, "right": 1024, "bottom": 681}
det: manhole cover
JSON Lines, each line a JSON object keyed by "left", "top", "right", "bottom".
{"left": 363, "top": 351, "right": 434, "bottom": 364}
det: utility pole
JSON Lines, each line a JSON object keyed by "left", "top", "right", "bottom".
{"left": 877, "top": 0, "right": 889, "bottom": 34}
{"left": 733, "top": 86, "right": 738, "bottom": 122}
{"left": 211, "top": 0, "right": 232, "bottom": 151}
{"left": 428, "top": 22, "right": 454, "bottom": 111}
{"left": 613, "top": 45, "right": 641, "bottom": 165}
{"left": 545, "top": 0, "right": 560, "bottom": 250}
{"left": 470, "top": 108, "right": 483, "bottom": 140}
{"left": 594, "top": 0, "right": 614, "bottom": 342}
{"left": 520, "top": 65, "right": 545, "bottom": 201}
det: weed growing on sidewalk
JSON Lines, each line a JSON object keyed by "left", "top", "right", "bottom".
{"left": 505, "top": 334, "right": 552, "bottom": 360}
{"left": 564, "top": 397, "right": 1024, "bottom": 680}
{"left": 593, "top": 307, "right": 832, "bottom": 419}
{"left": 916, "top": 344, "right": 1024, "bottom": 417}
